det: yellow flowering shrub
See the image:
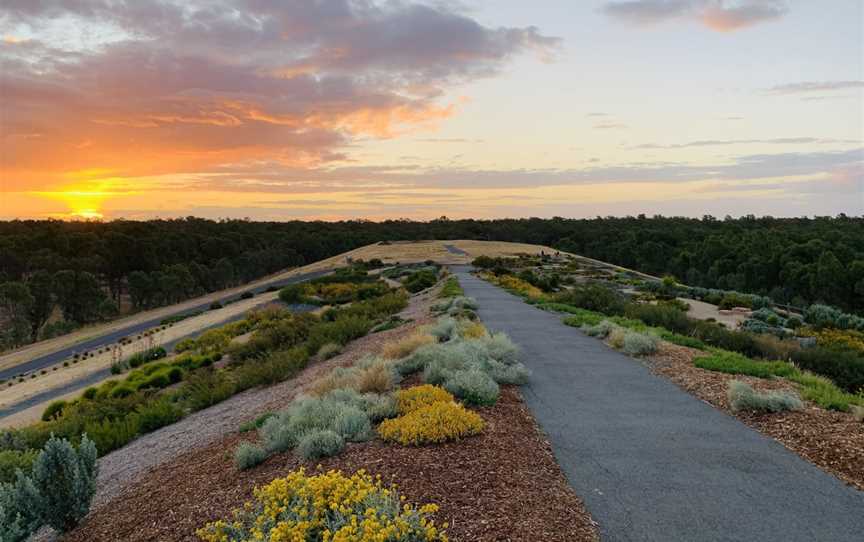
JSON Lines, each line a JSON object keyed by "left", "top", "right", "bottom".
{"left": 459, "top": 322, "right": 488, "bottom": 339}
{"left": 811, "top": 328, "right": 864, "bottom": 354}
{"left": 378, "top": 401, "right": 484, "bottom": 446}
{"left": 394, "top": 385, "right": 454, "bottom": 415}
{"left": 197, "top": 468, "right": 447, "bottom": 542}
{"left": 480, "top": 273, "right": 544, "bottom": 300}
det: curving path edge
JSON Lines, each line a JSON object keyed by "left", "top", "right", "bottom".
{"left": 453, "top": 267, "right": 863, "bottom": 542}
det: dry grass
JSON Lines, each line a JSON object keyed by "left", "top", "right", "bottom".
{"left": 381, "top": 332, "right": 435, "bottom": 360}
{"left": 354, "top": 361, "right": 393, "bottom": 394}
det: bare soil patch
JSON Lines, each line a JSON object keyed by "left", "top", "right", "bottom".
{"left": 646, "top": 342, "right": 864, "bottom": 491}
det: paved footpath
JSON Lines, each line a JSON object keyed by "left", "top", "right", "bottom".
{"left": 454, "top": 268, "right": 864, "bottom": 542}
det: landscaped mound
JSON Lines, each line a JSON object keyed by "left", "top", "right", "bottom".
{"left": 196, "top": 468, "right": 448, "bottom": 542}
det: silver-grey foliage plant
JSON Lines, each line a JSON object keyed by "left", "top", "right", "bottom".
{"left": 30, "top": 434, "right": 98, "bottom": 533}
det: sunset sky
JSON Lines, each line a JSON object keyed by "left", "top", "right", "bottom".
{"left": 1, "top": 0, "right": 862, "bottom": 221}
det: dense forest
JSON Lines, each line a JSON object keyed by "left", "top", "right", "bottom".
{"left": 0, "top": 215, "right": 861, "bottom": 349}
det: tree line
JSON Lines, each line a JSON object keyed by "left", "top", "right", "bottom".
{"left": 0, "top": 215, "right": 860, "bottom": 349}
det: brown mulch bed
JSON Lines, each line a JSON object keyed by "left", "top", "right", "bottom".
{"left": 64, "top": 386, "right": 598, "bottom": 542}
{"left": 646, "top": 342, "right": 864, "bottom": 491}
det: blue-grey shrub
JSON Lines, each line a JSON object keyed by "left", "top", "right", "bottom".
{"left": 260, "top": 413, "right": 298, "bottom": 453}
{"left": 30, "top": 434, "right": 98, "bottom": 533}
{"left": 0, "top": 470, "right": 43, "bottom": 542}
{"left": 234, "top": 442, "right": 267, "bottom": 470}
{"left": 296, "top": 429, "right": 344, "bottom": 460}
{"left": 582, "top": 320, "right": 617, "bottom": 338}
{"left": 429, "top": 316, "right": 458, "bottom": 341}
{"left": 622, "top": 332, "right": 658, "bottom": 357}
{"left": 480, "top": 333, "right": 520, "bottom": 365}
{"left": 484, "top": 359, "right": 531, "bottom": 385}
{"left": 333, "top": 407, "right": 372, "bottom": 442}
{"left": 444, "top": 369, "right": 500, "bottom": 406}
{"left": 727, "top": 381, "right": 803, "bottom": 413}
{"left": 359, "top": 393, "right": 397, "bottom": 422}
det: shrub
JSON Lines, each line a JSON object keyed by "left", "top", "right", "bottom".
{"left": 429, "top": 316, "right": 458, "bottom": 342}
{"left": 480, "top": 332, "right": 520, "bottom": 365}
{"left": 81, "top": 387, "right": 98, "bottom": 400}
{"left": 555, "top": 284, "right": 627, "bottom": 315}
{"left": 751, "top": 334, "right": 800, "bottom": 361}
{"left": 439, "top": 277, "right": 464, "bottom": 297}
{"left": 239, "top": 413, "right": 274, "bottom": 433}
{"left": 109, "top": 385, "right": 136, "bottom": 399}
{"left": 378, "top": 401, "right": 484, "bottom": 445}
{"left": 403, "top": 269, "right": 438, "bottom": 293}
{"left": 316, "top": 342, "right": 342, "bottom": 360}
{"left": 0, "top": 470, "right": 43, "bottom": 541}
{"left": 259, "top": 415, "right": 297, "bottom": 454}
{"left": 625, "top": 303, "right": 692, "bottom": 335}
{"left": 180, "top": 370, "right": 234, "bottom": 411}
{"left": 173, "top": 338, "right": 197, "bottom": 353}
{"left": 718, "top": 292, "right": 752, "bottom": 310}
{"left": 30, "top": 434, "right": 98, "bottom": 532}
{"left": 459, "top": 321, "right": 487, "bottom": 339}
{"left": 0, "top": 449, "right": 37, "bottom": 485}
{"left": 234, "top": 442, "right": 267, "bottom": 470}
{"left": 727, "top": 381, "right": 803, "bottom": 413}
{"left": 41, "top": 400, "right": 68, "bottom": 422}
{"left": 353, "top": 358, "right": 394, "bottom": 394}
{"left": 332, "top": 407, "right": 372, "bottom": 442}
{"left": 791, "top": 347, "right": 864, "bottom": 393}
{"left": 296, "top": 429, "right": 344, "bottom": 460}
{"left": 484, "top": 359, "right": 531, "bottom": 385}
{"left": 359, "top": 393, "right": 398, "bottom": 422}
{"left": 621, "top": 332, "right": 658, "bottom": 357}
{"left": 443, "top": 369, "right": 499, "bottom": 406}
{"left": 233, "top": 347, "right": 309, "bottom": 392}
{"left": 394, "top": 385, "right": 455, "bottom": 415}
{"left": 690, "top": 321, "right": 758, "bottom": 358}
{"left": 278, "top": 283, "right": 308, "bottom": 304}
{"left": 135, "top": 398, "right": 182, "bottom": 433}
{"left": 196, "top": 469, "right": 447, "bottom": 542}
{"left": 83, "top": 415, "right": 141, "bottom": 455}
{"left": 582, "top": 320, "right": 617, "bottom": 338}
{"left": 382, "top": 333, "right": 435, "bottom": 359}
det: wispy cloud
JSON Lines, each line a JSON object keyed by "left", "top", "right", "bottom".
{"left": 631, "top": 137, "right": 858, "bottom": 149}
{"left": 765, "top": 80, "right": 864, "bottom": 94}
{"left": 593, "top": 122, "right": 628, "bottom": 130}
{"left": 602, "top": 1, "right": 788, "bottom": 31}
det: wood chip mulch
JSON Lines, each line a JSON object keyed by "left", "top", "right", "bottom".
{"left": 646, "top": 342, "right": 864, "bottom": 491}
{"left": 65, "top": 388, "right": 598, "bottom": 542}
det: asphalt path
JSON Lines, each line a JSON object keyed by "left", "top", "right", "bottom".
{"left": 443, "top": 244, "right": 469, "bottom": 256}
{"left": 454, "top": 267, "right": 864, "bottom": 542}
{"left": 0, "top": 270, "right": 328, "bottom": 382}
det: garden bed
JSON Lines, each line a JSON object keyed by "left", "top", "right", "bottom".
{"left": 64, "top": 386, "right": 597, "bottom": 542}
{"left": 646, "top": 342, "right": 864, "bottom": 491}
